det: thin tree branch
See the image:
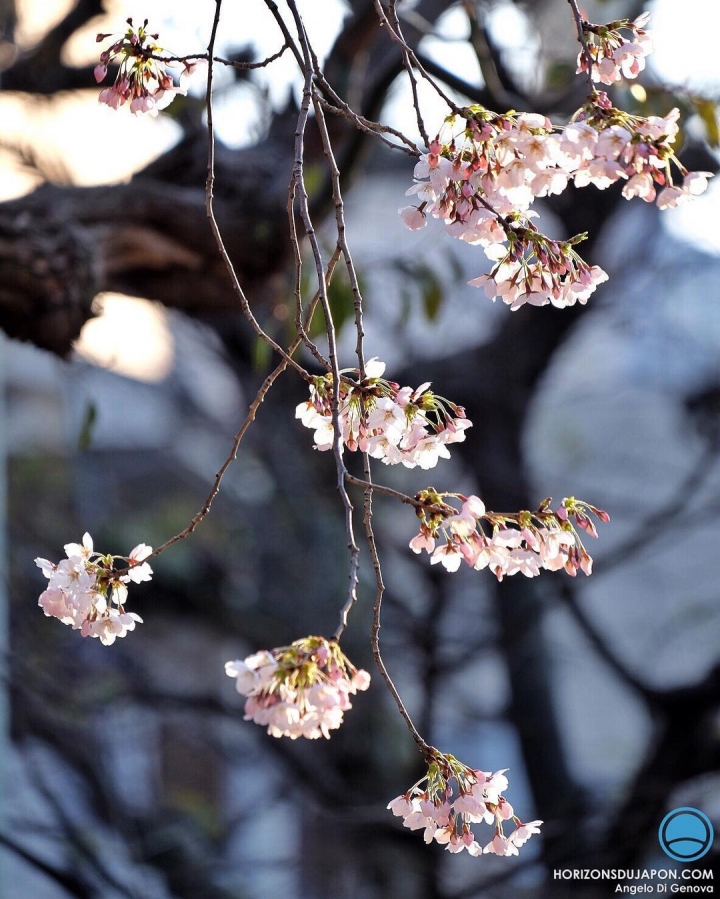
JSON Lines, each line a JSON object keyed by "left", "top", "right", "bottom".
{"left": 361, "top": 454, "right": 432, "bottom": 755}
{"left": 144, "top": 43, "right": 290, "bottom": 71}
{"left": 565, "top": 0, "right": 596, "bottom": 93}
{"left": 374, "top": 0, "right": 463, "bottom": 122}
{"left": 284, "top": 0, "right": 362, "bottom": 640}
{"left": 203, "top": 0, "right": 311, "bottom": 382}
{"left": 378, "top": 0, "right": 430, "bottom": 145}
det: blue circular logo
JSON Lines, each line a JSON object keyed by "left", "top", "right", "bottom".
{"left": 658, "top": 807, "right": 714, "bottom": 862}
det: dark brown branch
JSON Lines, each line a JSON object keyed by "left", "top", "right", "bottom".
{"left": 596, "top": 440, "right": 719, "bottom": 573}
{"left": 2, "top": 0, "right": 105, "bottom": 94}
{"left": 0, "top": 159, "right": 291, "bottom": 354}
{"left": 465, "top": 2, "right": 532, "bottom": 109}
{"left": 557, "top": 581, "right": 659, "bottom": 701}
{"left": 0, "top": 831, "right": 93, "bottom": 898}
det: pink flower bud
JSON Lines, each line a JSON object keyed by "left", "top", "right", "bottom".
{"left": 351, "top": 670, "right": 371, "bottom": 691}
{"left": 399, "top": 206, "right": 427, "bottom": 231}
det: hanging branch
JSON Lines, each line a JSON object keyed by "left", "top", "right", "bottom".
{"left": 202, "top": 0, "right": 311, "bottom": 382}
{"left": 565, "top": 0, "right": 597, "bottom": 92}
{"left": 373, "top": 0, "right": 464, "bottom": 122}
{"left": 283, "top": 0, "right": 363, "bottom": 638}
{"left": 360, "top": 454, "right": 432, "bottom": 755}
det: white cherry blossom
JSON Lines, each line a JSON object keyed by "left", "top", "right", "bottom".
{"left": 388, "top": 752, "right": 541, "bottom": 858}
{"left": 296, "top": 364, "right": 471, "bottom": 469}
{"left": 225, "top": 636, "right": 370, "bottom": 740}
{"left": 35, "top": 534, "right": 152, "bottom": 643}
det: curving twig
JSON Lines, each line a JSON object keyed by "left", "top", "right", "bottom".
{"left": 283, "top": 0, "right": 363, "bottom": 642}
{"left": 565, "top": 0, "right": 597, "bottom": 93}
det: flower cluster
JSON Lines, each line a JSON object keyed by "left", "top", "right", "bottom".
{"left": 295, "top": 358, "right": 471, "bottom": 469}
{"left": 409, "top": 492, "right": 609, "bottom": 580}
{"left": 578, "top": 12, "right": 653, "bottom": 85}
{"left": 400, "top": 90, "right": 711, "bottom": 305}
{"left": 35, "top": 533, "right": 152, "bottom": 645}
{"left": 225, "top": 636, "right": 371, "bottom": 740}
{"left": 468, "top": 221, "right": 608, "bottom": 311}
{"left": 574, "top": 97, "right": 714, "bottom": 208}
{"left": 388, "top": 751, "right": 542, "bottom": 856}
{"left": 400, "top": 110, "right": 609, "bottom": 308}
{"left": 95, "top": 19, "right": 200, "bottom": 115}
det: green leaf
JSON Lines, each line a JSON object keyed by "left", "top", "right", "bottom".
{"left": 421, "top": 269, "right": 443, "bottom": 322}
{"left": 308, "top": 269, "right": 365, "bottom": 339}
{"left": 252, "top": 335, "right": 271, "bottom": 372}
{"left": 78, "top": 401, "right": 97, "bottom": 451}
{"left": 390, "top": 258, "right": 446, "bottom": 322}
{"left": 695, "top": 98, "right": 719, "bottom": 148}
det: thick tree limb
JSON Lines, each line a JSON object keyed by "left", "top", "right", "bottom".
{"left": 0, "top": 161, "right": 291, "bottom": 354}
{"left": 1, "top": 0, "right": 105, "bottom": 94}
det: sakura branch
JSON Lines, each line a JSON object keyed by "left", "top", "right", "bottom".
{"left": 309, "top": 77, "right": 369, "bottom": 379}
{"left": 35, "top": 2, "right": 717, "bottom": 867}
{"left": 313, "top": 92, "right": 421, "bottom": 158}
{"left": 94, "top": 18, "right": 196, "bottom": 115}
{"left": 190, "top": 2, "right": 315, "bottom": 389}
{"left": 283, "top": 0, "right": 366, "bottom": 651}
{"left": 409, "top": 492, "right": 608, "bottom": 579}
{"left": 575, "top": 11, "right": 652, "bottom": 86}
{"left": 400, "top": 94, "right": 712, "bottom": 307}
{"left": 565, "top": 0, "right": 596, "bottom": 92}
{"left": 94, "top": 17, "right": 289, "bottom": 114}
{"left": 373, "top": 0, "right": 463, "bottom": 124}
{"left": 374, "top": 0, "right": 430, "bottom": 146}
{"left": 361, "top": 451, "right": 432, "bottom": 756}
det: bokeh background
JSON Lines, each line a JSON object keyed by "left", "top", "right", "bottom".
{"left": 0, "top": 0, "right": 719, "bottom": 896}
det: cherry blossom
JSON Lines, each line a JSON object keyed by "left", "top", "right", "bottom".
{"left": 95, "top": 19, "right": 201, "bottom": 116}
{"left": 577, "top": 12, "right": 653, "bottom": 85}
{"left": 35, "top": 533, "right": 152, "bottom": 644}
{"left": 295, "top": 358, "right": 471, "bottom": 469}
{"left": 400, "top": 110, "right": 607, "bottom": 305}
{"left": 409, "top": 492, "right": 608, "bottom": 580}
{"left": 400, "top": 97, "right": 711, "bottom": 307}
{"left": 571, "top": 99, "right": 713, "bottom": 210}
{"left": 225, "top": 636, "right": 370, "bottom": 740}
{"left": 399, "top": 205, "right": 427, "bottom": 230}
{"left": 388, "top": 750, "right": 541, "bottom": 856}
